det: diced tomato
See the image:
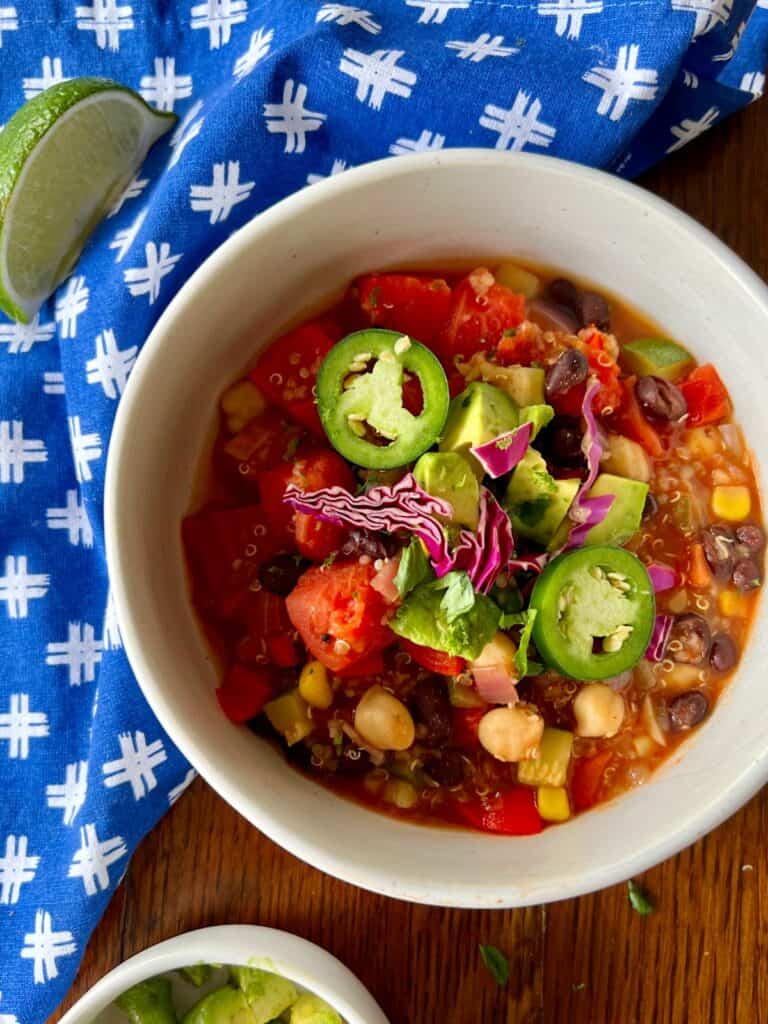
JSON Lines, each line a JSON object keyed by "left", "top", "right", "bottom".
{"left": 217, "top": 410, "right": 304, "bottom": 494}
{"left": 571, "top": 749, "right": 613, "bottom": 812}
{"left": 550, "top": 332, "right": 623, "bottom": 418}
{"left": 249, "top": 320, "right": 342, "bottom": 434}
{"left": 400, "top": 638, "right": 465, "bottom": 676}
{"left": 334, "top": 650, "right": 385, "bottom": 678}
{"left": 456, "top": 788, "right": 543, "bottom": 835}
{"left": 241, "top": 588, "right": 292, "bottom": 636}
{"left": 260, "top": 448, "right": 356, "bottom": 560}
{"left": 496, "top": 331, "right": 540, "bottom": 367}
{"left": 441, "top": 268, "right": 526, "bottom": 362}
{"left": 679, "top": 363, "right": 730, "bottom": 427}
{"left": 611, "top": 377, "right": 663, "bottom": 457}
{"left": 286, "top": 560, "right": 393, "bottom": 672}
{"left": 357, "top": 273, "right": 452, "bottom": 347}
{"left": 182, "top": 504, "right": 278, "bottom": 620}
{"left": 216, "top": 665, "right": 274, "bottom": 723}
{"left": 266, "top": 633, "right": 303, "bottom": 668}
{"left": 451, "top": 707, "right": 485, "bottom": 750}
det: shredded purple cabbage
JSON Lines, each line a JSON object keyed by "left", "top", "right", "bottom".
{"left": 646, "top": 614, "right": 673, "bottom": 662}
{"left": 436, "top": 488, "right": 515, "bottom": 593}
{"left": 647, "top": 563, "right": 677, "bottom": 592}
{"left": 563, "top": 377, "right": 614, "bottom": 550}
{"left": 470, "top": 421, "right": 533, "bottom": 479}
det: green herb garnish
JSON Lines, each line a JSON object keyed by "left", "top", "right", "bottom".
{"left": 627, "top": 879, "right": 654, "bottom": 915}
{"left": 479, "top": 944, "right": 509, "bottom": 987}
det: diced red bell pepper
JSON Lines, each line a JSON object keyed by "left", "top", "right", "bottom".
{"left": 451, "top": 707, "right": 485, "bottom": 751}
{"left": 265, "top": 633, "right": 303, "bottom": 668}
{"left": 357, "top": 273, "right": 453, "bottom": 347}
{"left": 456, "top": 788, "right": 543, "bottom": 835}
{"left": 679, "top": 363, "right": 730, "bottom": 426}
{"left": 400, "top": 638, "right": 465, "bottom": 676}
{"left": 216, "top": 665, "right": 274, "bottom": 723}
{"left": 612, "top": 377, "right": 664, "bottom": 457}
{"left": 571, "top": 749, "right": 613, "bottom": 812}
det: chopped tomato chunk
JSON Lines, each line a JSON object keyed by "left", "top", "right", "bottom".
{"left": 400, "top": 638, "right": 465, "bottom": 676}
{"left": 218, "top": 410, "right": 304, "bottom": 494}
{"left": 551, "top": 331, "right": 623, "bottom": 418}
{"left": 357, "top": 273, "right": 452, "bottom": 347}
{"left": 250, "top": 320, "right": 341, "bottom": 434}
{"left": 679, "top": 363, "right": 730, "bottom": 426}
{"left": 571, "top": 750, "right": 613, "bottom": 812}
{"left": 456, "top": 788, "right": 543, "bottom": 835}
{"left": 442, "top": 268, "right": 526, "bottom": 362}
{"left": 216, "top": 665, "right": 274, "bottom": 723}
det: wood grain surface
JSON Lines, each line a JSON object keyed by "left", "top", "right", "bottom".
{"left": 52, "top": 97, "right": 768, "bottom": 1024}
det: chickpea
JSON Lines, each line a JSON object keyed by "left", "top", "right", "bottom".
{"left": 478, "top": 705, "right": 544, "bottom": 763}
{"left": 354, "top": 685, "right": 415, "bottom": 751}
{"left": 573, "top": 683, "right": 624, "bottom": 738}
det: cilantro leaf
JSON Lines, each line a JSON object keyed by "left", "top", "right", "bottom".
{"left": 514, "top": 608, "right": 538, "bottom": 679}
{"left": 479, "top": 944, "right": 509, "bottom": 987}
{"left": 627, "top": 879, "right": 654, "bottom": 916}
{"left": 439, "top": 571, "right": 476, "bottom": 624}
{"left": 394, "top": 538, "right": 433, "bottom": 599}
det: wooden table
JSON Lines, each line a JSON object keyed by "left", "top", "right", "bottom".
{"left": 54, "top": 99, "right": 768, "bottom": 1024}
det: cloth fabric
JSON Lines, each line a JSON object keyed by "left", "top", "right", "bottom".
{"left": 0, "top": 1, "right": 766, "bottom": 1019}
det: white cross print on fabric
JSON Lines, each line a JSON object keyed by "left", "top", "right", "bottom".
{"left": 109, "top": 208, "right": 148, "bottom": 264}
{"left": 54, "top": 275, "right": 89, "bottom": 340}
{"left": 0, "top": 835, "right": 39, "bottom": 905}
{"left": 306, "top": 158, "right": 350, "bottom": 184}
{"left": 0, "top": 992, "right": 19, "bottom": 1024}
{"left": 168, "top": 100, "right": 205, "bottom": 168}
{"left": 537, "top": 0, "right": 604, "bottom": 41}
{"left": 445, "top": 34, "right": 519, "bottom": 62}
{"left": 316, "top": 4, "right": 382, "bottom": 34}
{"left": 583, "top": 44, "right": 658, "bottom": 121}
{"left": 405, "top": 0, "right": 470, "bottom": 25}
{"left": 0, "top": 561, "right": 50, "bottom": 621}
{"left": 190, "top": 0, "right": 248, "bottom": 50}
{"left": 339, "top": 49, "right": 417, "bottom": 111}
{"left": 140, "top": 57, "right": 192, "bottom": 113}
{"left": 671, "top": 0, "right": 733, "bottom": 39}
{"left": 0, "top": 315, "right": 55, "bottom": 355}
{"left": 124, "top": 242, "right": 183, "bottom": 303}
{"left": 741, "top": 71, "right": 765, "bottom": 98}
{"left": 103, "top": 590, "right": 123, "bottom": 650}
{"left": 85, "top": 329, "right": 137, "bottom": 399}
{"left": 20, "top": 910, "right": 77, "bottom": 984}
{"left": 46, "top": 761, "right": 88, "bottom": 826}
{"left": 0, "top": 6, "right": 18, "bottom": 46}
{"left": 22, "top": 57, "right": 67, "bottom": 100}
{"left": 42, "top": 372, "right": 65, "bottom": 396}
{"left": 75, "top": 0, "right": 134, "bottom": 52}
{"left": 190, "top": 161, "right": 255, "bottom": 223}
{"left": 264, "top": 80, "right": 327, "bottom": 154}
{"left": 108, "top": 176, "right": 148, "bottom": 218}
{"left": 0, "top": 695, "right": 49, "bottom": 758}
{"left": 232, "top": 27, "right": 274, "bottom": 81}
{"left": 102, "top": 731, "right": 168, "bottom": 799}
{"left": 667, "top": 106, "right": 720, "bottom": 152}
{"left": 479, "top": 91, "right": 557, "bottom": 152}
{"left": 46, "top": 622, "right": 104, "bottom": 686}
{"left": 47, "top": 491, "right": 93, "bottom": 548}
{"left": 168, "top": 768, "right": 197, "bottom": 806}
{"left": 67, "top": 416, "right": 102, "bottom": 483}
{"left": 389, "top": 129, "right": 445, "bottom": 154}
{"left": 68, "top": 823, "right": 126, "bottom": 896}
{"left": 0, "top": 421, "right": 47, "bottom": 485}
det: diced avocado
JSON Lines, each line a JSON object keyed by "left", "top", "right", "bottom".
{"left": 493, "top": 365, "right": 545, "bottom": 407}
{"left": 620, "top": 337, "right": 693, "bottom": 382}
{"left": 439, "top": 382, "right": 518, "bottom": 475}
{"left": 230, "top": 967, "right": 298, "bottom": 1024}
{"left": 181, "top": 986, "right": 255, "bottom": 1024}
{"left": 518, "top": 727, "right": 573, "bottom": 787}
{"left": 413, "top": 451, "right": 480, "bottom": 528}
{"left": 504, "top": 449, "right": 579, "bottom": 547}
{"left": 518, "top": 403, "right": 554, "bottom": 440}
{"left": 549, "top": 472, "right": 648, "bottom": 549}
{"left": 118, "top": 978, "right": 177, "bottom": 1024}
{"left": 390, "top": 579, "right": 500, "bottom": 660}
{"left": 264, "top": 689, "right": 313, "bottom": 745}
{"left": 288, "top": 993, "right": 343, "bottom": 1024}
{"left": 181, "top": 965, "right": 213, "bottom": 987}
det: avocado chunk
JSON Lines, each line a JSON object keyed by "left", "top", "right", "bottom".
{"left": 549, "top": 472, "right": 648, "bottom": 549}
{"left": 493, "top": 365, "right": 545, "bottom": 406}
{"left": 118, "top": 978, "right": 177, "bottom": 1024}
{"left": 504, "top": 448, "right": 579, "bottom": 547}
{"left": 518, "top": 403, "right": 554, "bottom": 440}
{"left": 439, "top": 382, "right": 518, "bottom": 475}
{"left": 181, "top": 965, "right": 213, "bottom": 987}
{"left": 181, "top": 986, "right": 255, "bottom": 1024}
{"left": 620, "top": 337, "right": 693, "bottom": 381}
{"left": 389, "top": 578, "right": 500, "bottom": 660}
{"left": 264, "top": 689, "right": 312, "bottom": 746}
{"left": 288, "top": 994, "right": 343, "bottom": 1024}
{"left": 230, "top": 967, "right": 298, "bottom": 1024}
{"left": 413, "top": 451, "right": 480, "bottom": 528}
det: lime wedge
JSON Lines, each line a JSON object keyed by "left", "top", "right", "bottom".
{"left": 0, "top": 78, "right": 175, "bottom": 323}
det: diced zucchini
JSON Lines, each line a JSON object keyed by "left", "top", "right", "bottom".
{"left": 494, "top": 262, "right": 541, "bottom": 299}
{"left": 383, "top": 779, "right": 419, "bottom": 809}
{"left": 264, "top": 689, "right": 312, "bottom": 745}
{"left": 518, "top": 726, "right": 573, "bottom": 787}
{"left": 537, "top": 785, "right": 570, "bottom": 822}
{"left": 620, "top": 337, "right": 693, "bottom": 381}
{"left": 602, "top": 434, "right": 651, "bottom": 484}
{"left": 494, "top": 365, "right": 545, "bottom": 407}
{"left": 447, "top": 678, "right": 487, "bottom": 708}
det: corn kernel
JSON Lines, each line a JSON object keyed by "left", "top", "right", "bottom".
{"left": 537, "top": 786, "right": 570, "bottom": 822}
{"left": 298, "top": 660, "right": 333, "bottom": 709}
{"left": 494, "top": 262, "right": 541, "bottom": 299}
{"left": 719, "top": 589, "right": 751, "bottom": 618}
{"left": 711, "top": 485, "right": 751, "bottom": 522}
{"left": 383, "top": 779, "right": 418, "bottom": 809}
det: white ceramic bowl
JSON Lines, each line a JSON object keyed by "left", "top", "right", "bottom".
{"left": 58, "top": 925, "right": 388, "bottom": 1024}
{"left": 106, "top": 150, "right": 768, "bottom": 908}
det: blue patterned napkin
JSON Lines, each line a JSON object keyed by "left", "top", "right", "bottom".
{"left": 0, "top": 2, "right": 766, "bottom": 1019}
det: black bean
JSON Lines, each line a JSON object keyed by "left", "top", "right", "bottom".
{"left": 409, "top": 677, "right": 452, "bottom": 743}
{"left": 669, "top": 613, "right": 711, "bottom": 665}
{"left": 340, "top": 528, "right": 393, "bottom": 560}
{"left": 710, "top": 633, "right": 739, "bottom": 672}
{"left": 701, "top": 525, "right": 736, "bottom": 581}
{"left": 546, "top": 278, "right": 581, "bottom": 314}
{"left": 736, "top": 524, "right": 765, "bottom": 552}
{"left": 643, "top": 493, "right": 659, "bottom": 520}
{"left": 538, "top": 415, "right": 585, "bottom": 468}
{"left": 636, "top": 376, "right": 688, "bottom": 422}
{"left": 336, "top": 747, "right": 373, "bottom": 777}
{"left": 668, "top": 691, "right": 709, "bottom": 731}
{"left": 580, "top": 291, "right": 611, "bottom": 331}
{"left": 424, "top": 749, "right": 465, "bottom": 787}
{"left": 545, "top": 349, "right": 589, "bottom": 398}
{"left": 732, "top": 558, "right": 761, "bottom": 592}
{"left": 257, "top": 553, "right": 307, "bottom": 596}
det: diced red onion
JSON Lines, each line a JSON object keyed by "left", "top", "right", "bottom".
{"left": 507, "top": 552, "right": 550, "bottom": 575}
{"left": 718, "top": 423, "right": 743, "bottom": 455}
{"left": 370, "top": 555, "right": 401, "bottom": 605}
{"left": 646, "top": 614, "right": 673, "bottom": 662}
{"left": 647, "top": 563, "right": 677, "bottom": 593}
{"left": 470, "top": 421, "right": 533, "bottom": 479}
{"left": 472, "top": 664, "right": 518, "bottom": 705}
{"left": 528, "top": 299, "right": 580, "bottom": 335}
